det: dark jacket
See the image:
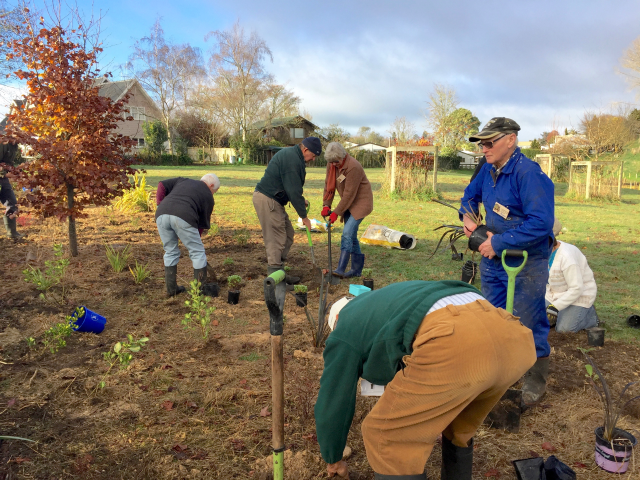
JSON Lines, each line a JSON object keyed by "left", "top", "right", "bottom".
{"left": 155, "top": 178, "right": 214, "bottom": 230}
{"left": 255, "top": 145, "right": 307, "bottom": 218}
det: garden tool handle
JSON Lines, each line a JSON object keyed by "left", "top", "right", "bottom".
{"left": 501, "top": 249, "right": 528, "bottom": 315}
{"left": 265, "top": 269, "right": 286, "bottom": 288}
{"left": 306, "top": 227, "right": 313, "bottom": 246}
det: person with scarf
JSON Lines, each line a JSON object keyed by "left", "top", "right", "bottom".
{"left": 321, "top": 142, "right": 373, "bottom": 278}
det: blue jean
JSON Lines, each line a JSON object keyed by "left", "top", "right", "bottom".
{"left": 481, "top": 255, "right": 550, "bottom": 358}
{"left": 156, "top": 214, "right": 207, "bottom": 269}
{"left": 545, "top": 300, "right": 598, "bottom": 333}
{"left": 340, "top": 210, "right": 363, "bottom": 254}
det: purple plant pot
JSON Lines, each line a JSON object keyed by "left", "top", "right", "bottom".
{"left": 595, "top": 426, "right": 636, "bottom": 474}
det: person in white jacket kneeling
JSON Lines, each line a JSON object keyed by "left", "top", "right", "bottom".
{"left": 545, "top": 219, "right": 599, "bottom": 332}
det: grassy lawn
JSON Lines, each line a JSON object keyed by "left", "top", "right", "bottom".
{"left": 140, "top": 163, "right": 640, "bottom": 342}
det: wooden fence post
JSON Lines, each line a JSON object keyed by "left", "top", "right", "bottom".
{"left": 618, "top": 161, "right": 624, "bottom": 199}
{"left": 391, "top": 147, "right": 397, "bottom": 193}
{"left": 432, "top": 146, "right": 439, "bottom": 192}
{"left": 585, "top": 161, "right": 592, "bottom": 200}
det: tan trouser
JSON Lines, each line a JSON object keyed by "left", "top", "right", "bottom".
{"left": 253, "top": 190, "right": 295, "bottom": 267}
{"left": 361, "top": 300, "right": 536, "bottom": 475}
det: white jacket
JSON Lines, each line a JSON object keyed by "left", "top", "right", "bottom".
{"left": 546, "top": 241, "right": 597, "bottom": 310}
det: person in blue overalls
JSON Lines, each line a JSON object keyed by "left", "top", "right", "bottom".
{"left": 459, "top": 117, "right": 554, "bottom": 408}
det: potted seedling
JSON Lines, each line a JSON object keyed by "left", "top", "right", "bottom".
{"left": 293, "top": 284, "right": 308, "bottom": 307}
{"left": 227, "top": 275, "right": 242, "bottom": 305}
{"left": 584, "top": 354, "right": 639, "bottom": 474}
{"left": 361, "top": 268, "right": 374, "bottom": 290}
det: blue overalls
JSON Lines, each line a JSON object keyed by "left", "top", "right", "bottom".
{"left": 460, "top": 148, "right": 555, "bottom": 357}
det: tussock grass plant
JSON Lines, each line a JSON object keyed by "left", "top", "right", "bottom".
{"left": 207, "top": 224, "right": 219, "bottom": 236}
{"left": 223, "top": 257, "right": 234, "bottom": 266}
{"left": 129, "top": 260, "right": 152, "bottom": 284}
{"left": 113, "top": 173, "right": 155, "bottom": 212}
{"left": 105, "top": 244, "right": 131, "bottom": 272}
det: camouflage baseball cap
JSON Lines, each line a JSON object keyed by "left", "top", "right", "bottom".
{"left": 469, "top": 117, "right": 521, "bottom": 142}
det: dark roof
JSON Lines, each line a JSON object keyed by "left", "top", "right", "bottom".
{"left": 0, "top": 116, "right": 7, "bottom": 134}
{"left": 251, "top": 115, "right": 317, "bottom": 131}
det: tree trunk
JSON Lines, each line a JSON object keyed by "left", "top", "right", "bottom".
{"left": 166, "top": 118, "right": 174, "bottom": 155}
{"left": 67, "top": 182, "right": 78, "bottom": 257}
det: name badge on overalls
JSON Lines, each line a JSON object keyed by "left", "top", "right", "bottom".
{"left": 337, "top": 174, "right": 346, "bottom": 183}
{"left": 493, "top": 202, "right": 510, "bottom": 219}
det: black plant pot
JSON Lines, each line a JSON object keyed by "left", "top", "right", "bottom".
{"left": 587, "top": 327, "right": 605, "bottom": 347}
{"left": 363, "top": 279, "right": 374, "bottom": 290}
{"left": 461, "top": 260, "right": 478, "bottom": 284}
{"left": 294, "top": 292, "right": 307, "bottom": 307}
{"left": 451, "top": 252, "right": 463, "bottom": 261}
{"left": 627, "top": 314, "right": 640, "bottom": 328}
{"left": 202, "top": 283, "right": 219, "bottom": 297}
{"left": 227, "top": 290, "right": 240, "bottom": 305}
{"left": 468, "top": 225, "right": 493, "bottom": 252}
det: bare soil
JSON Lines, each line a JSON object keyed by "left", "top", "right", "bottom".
{"left": 1, "top": 207, "right": 639, "bottom": 479}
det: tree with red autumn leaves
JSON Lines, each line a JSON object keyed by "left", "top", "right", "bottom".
{"left": 1, "top": 12, "right": 136, "bottom": 256}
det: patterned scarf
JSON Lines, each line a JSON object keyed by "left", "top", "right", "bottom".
{"left": 323, "top": 156, "right": 347, "bottom": 202}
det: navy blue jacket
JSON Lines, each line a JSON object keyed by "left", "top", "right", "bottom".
{"left": 459, "top": 148, "right": 554, "bottom": 259}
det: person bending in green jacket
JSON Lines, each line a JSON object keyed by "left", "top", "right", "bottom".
{"left": 253, "top": 137, "right": 321, "bottom": 285}
{"left": 315, "top": 281, "right": 536, "bottom": 480}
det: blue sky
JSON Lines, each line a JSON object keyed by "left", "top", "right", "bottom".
{"left": 2, "top": 0, "right": 640, "bottom": 141}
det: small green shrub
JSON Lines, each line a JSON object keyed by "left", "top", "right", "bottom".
{"left": 361, "top": 268, "right": 373, "bottom": 279}
{"left": 293, "top": 284, "right": 308, "bottom": 294}
{"left": 223, "top": 257, "right": 234, "bottom": 266}
{"left": 183, "top": 280, "right": 216, "bottom": 339}
{"left": 105, "top": 244, "right": 131, "bottom": 273}
{"left": 234, "top": 229, "right": 250, "bottom": 246}
{"left": 227, "top": 275, "right": 242, "bottom": 291}
{"left": 23, "top": 243, "right": 69, "bottom": 303}
{"left": 284, "top": 266, "right": 291, "bottom": 272}
{"left": 98, "top": 335, "right": 149, "bottom": 390}
{"left": 42, "top": 308, "right": 82, "bottom": 353}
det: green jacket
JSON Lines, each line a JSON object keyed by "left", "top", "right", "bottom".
{"left": 314, "top": 280, "right": 481, "bottom": 463}
{"left": 255, "top": 145, "right": 308, "bottom": 219}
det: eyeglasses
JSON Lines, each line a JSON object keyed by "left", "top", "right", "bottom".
{"left": 478, "top": 134, "right": 508, "bottom": 149}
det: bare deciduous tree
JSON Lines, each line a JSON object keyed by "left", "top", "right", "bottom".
{"left": 425, "top": 83, "right": 458, "bottom": 147}
{"left": 206, "top": 21, "right": 273, "bottom": 140}
{"left": 388, "top": 116, "right": 416, "bottom": 145}
{"left": 128, "top": 20, "right": 205, "bottom": 153}
{"left": 620, "top": 36, "right": 640, "bottom": 95}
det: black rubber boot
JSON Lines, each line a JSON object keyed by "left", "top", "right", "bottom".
{"left": 344, "top": 252, "right": 365, "bottom": 278}
{"left": 441, "top": 435, "right": 473, "bottom": 480}
{"left": 522, "top": 356, "right": 550, "bottom": 408}
{"left": 194, "top": 266, "right": 207, "bottom": 285}
{"left": 333, "top": 249, "right": 351, "bottom": 277}
{"left": 165, "top": 265, "right": 185, "bottom": 297}
{"left": 3, "top": 216, "right": 23, "bottom": 240}
{"left": 285, "top": 273, "right": 301, "bottom": 285}
{"left": 373, "top": 472, "right": 427, "bottom": 479}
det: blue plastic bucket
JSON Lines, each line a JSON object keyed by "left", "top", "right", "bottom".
{"left": 71, "top": 306, "right": 106, "bottom": 334}
{"left": 349, "top": 284, "right": 371, "bottom": 296}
